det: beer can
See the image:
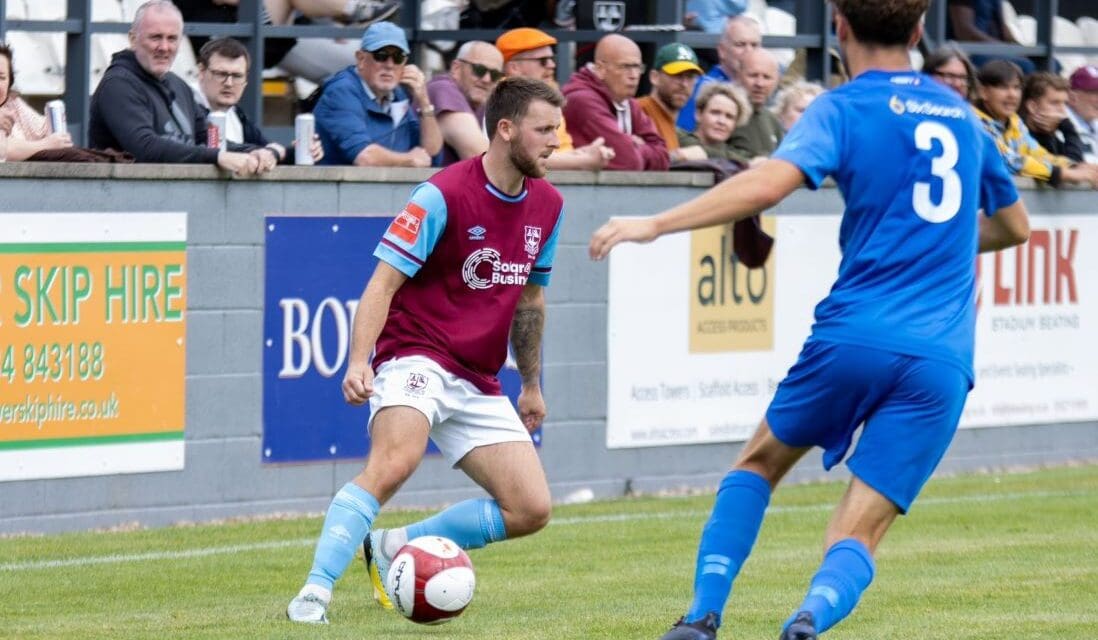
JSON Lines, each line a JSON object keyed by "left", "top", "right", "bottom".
{"left": 206, "top": 111, "right": 227, "bottom": 151}
{"left": 45, "top": 100, "right": 67, "bottom": 135}
{"left": 294, "top": 113, "right": 315, "bottom": 166}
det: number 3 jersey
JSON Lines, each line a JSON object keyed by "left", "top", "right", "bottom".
{"left": 372, "top": 157, "right": 565, "bottom": 395}
{"left": 773, "top": 70, "right": 1019, "bottom": 382}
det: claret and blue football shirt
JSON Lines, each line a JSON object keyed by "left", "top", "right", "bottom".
{"left": 372, "top": 157, "right": 564, "bottom": 394}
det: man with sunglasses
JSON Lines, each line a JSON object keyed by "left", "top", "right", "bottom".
{"left": 195, "top": 37, "right": 323, "bottom": 169}
{"left": 427, "top": 41, "right": 505, "bottom": 166}
{"left": 314, "top": 21, "right": 441, "bottom": 167}
{"left": 497, "top": 26, "right": 615, "bottom": 171}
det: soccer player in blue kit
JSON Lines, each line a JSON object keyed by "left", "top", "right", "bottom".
{"left": 589, "top": 1, "right": 1031, "bottom": 639}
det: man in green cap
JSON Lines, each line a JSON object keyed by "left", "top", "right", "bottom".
{"left": 639, "top": 42, "right": 704, "bottom": 153}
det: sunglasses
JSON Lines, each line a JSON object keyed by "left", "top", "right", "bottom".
{"left": 458, "top": 59, "right": 504, "bottom": 82}
{"left": 512, "top": 55, "right": 555, "bottom": 68}
{"left": 369, "top": 49, "right": 408, "bottom": 65}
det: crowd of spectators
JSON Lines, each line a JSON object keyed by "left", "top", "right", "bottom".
{"left": 1, "top": 0, "right": 1096, "bottom": 191}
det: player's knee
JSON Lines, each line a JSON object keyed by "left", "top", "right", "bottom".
{"left": 505, "top": 499, "right": 552, "bottom": 537}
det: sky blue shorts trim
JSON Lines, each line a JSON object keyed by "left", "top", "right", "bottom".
{"left": 765, "top": 339, "right": 969, "bottom": 513}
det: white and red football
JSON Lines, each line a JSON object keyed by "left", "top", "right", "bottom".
{"left": 385, "top": 535, "right": 476, "bottom": 624}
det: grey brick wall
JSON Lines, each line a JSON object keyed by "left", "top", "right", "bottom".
{"left": 0, "top": 164, "right": 1094, "bottom": 534}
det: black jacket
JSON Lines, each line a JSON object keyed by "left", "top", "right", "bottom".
{"left": 89, "top": 50, "right": 254, "bottom": 163}
{"left": 1031, "top": 118, "right": 1086, "bottom": 163}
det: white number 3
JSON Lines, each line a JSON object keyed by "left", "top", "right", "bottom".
{"left": 912, "top": 121, "right": 962, "bottom": 223}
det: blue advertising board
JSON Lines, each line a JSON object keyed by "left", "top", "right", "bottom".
{"left": 262, "top": 216, "right": 534, "bottom": 464}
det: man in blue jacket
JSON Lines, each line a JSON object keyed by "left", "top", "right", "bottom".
{"left": 314, "top": 22, "right": 442, "bottom": 166}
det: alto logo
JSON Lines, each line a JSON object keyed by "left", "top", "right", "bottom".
{"left": 468, "top": 225, "right": 486, "bottom": 240}
{"left": 688, "top": 222, "right": 776, "bottom": 353}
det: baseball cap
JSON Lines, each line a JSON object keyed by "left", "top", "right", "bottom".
{"left": 360, "top": 21, "right": 409, "bottom": 54}
{"left": 496, "top": 27, "right": 558, "bottom": 63}
{"left": 653, "top": 43, "right": 703, "bottom": 76}
{"left": 1069, "top": 65, "right": 1098, "bottom": 92}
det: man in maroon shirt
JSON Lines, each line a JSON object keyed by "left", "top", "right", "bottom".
{"left": 427, "top": 40, "right": 505, "bottom": 165}
{"left": 561, "top": 33, "right": 670, "bottom": 171}
{"left": 288, "top": 77, "right": 566, "bottom": 624}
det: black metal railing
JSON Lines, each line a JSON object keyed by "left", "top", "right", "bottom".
{"left": 0, "top": 0, "right": 1092, "bottom": 148}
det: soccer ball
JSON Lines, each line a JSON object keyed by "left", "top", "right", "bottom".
{"left": 385, "top": 535, "right": 476, "bottom": 624}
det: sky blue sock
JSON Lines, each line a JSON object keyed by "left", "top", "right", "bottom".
{"left": 404, "top": 498, "right": 508, "bottom": 550}
{"left": 685, "top": 469, "right": 771, "bottom": 625}
{"left": 785, "top": 538, "right": 876, "bottom": 634}
{"left": 306, "top": 482, "right": 380, "bottom": 592}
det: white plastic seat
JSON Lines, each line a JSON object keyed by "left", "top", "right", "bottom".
{"left": 1000, "top": 1, "right": 1025, "bottom": 44}
{"left": 3, "top": 31, "right": 65, "bottom": 96}
{"left": 5, "top": 0, "right": 27, "bottom": 19}
{"left": 90, "top": 33, "right": 130, "bottom": 91}
{"left": 23, "top": 0, "right": 66, "bottom": 20}
{"left": 1073, "top": 16, "right": 1098, "bottom": 67}
{"left": 92, "top": 0, "right": 126, "bottom": 22}
{"left": 170, "top": 36, "right": 201, "bottom": 91}
{"left": 1053, "top": 16, "right": 1088, "bottom": 78}
{"left": 746, "top": 0, "right": 768, "bottom": 26}
{"left": 763, "top": 6, "right": 796, "bottom": 70}
{"left": 120, "top": 0, "right": 144, "bottom": 21}
{"left": 1016, "top": 15, "right": 1038, "bottom": 47}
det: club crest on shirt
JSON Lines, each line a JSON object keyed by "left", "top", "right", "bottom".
{"left": 389, "top": 202, "right": 427, "bottom": 244}
{"left": 403, "top": 372, "right": 429, "bottom": 396}
{"left": 524, "top": 225, "right": 542, "bottom": 258}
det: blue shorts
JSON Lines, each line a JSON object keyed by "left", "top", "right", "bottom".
{"left": 765, "top": 340, "right": 969, "bottom": 513}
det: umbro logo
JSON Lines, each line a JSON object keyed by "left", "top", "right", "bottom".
{"left": 468, "top": 225, "right": 486, "bottom": 240}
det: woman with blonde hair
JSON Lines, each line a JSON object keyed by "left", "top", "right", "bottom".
{"left": 772, "top": 80, "right": 826, "bottom": 132}
{"left": 674, "top": 82, "right": 753, "bottom": 164}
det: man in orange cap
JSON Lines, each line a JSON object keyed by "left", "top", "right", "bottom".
{"left": 497, "top": 27, "right": 614, "bottom": 171}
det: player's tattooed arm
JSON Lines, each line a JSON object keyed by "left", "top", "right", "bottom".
{"left": 510, "top": 284, "right": 546, "bottom": 387}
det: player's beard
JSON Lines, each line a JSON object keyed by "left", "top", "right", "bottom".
{"left": 508, "top": 132, "right": 547, "bottom": 179}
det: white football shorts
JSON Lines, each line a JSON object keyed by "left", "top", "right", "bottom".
{"left": 367, "top": 355, "right": 532, "bottom": 466}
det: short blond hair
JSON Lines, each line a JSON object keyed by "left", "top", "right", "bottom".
{"left": 696, "top": 82, "right": 752, "bottom": 127}
{"left": 772, "top": 81, "right": 825, "bottom": 119}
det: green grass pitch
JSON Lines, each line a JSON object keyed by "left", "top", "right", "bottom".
{"left": 1, "top": 464, "right": 1095, "bottom": 639}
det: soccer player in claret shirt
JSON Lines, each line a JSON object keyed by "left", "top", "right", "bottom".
{"left": 590, "top": 1, "right": 1031, "bottom": 638}
{"left": 287, "top": 76, "right": 566, "bottom": 624}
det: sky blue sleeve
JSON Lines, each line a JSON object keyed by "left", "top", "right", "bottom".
{"left": 978, "top": 128, "right": 1020, "bottom": 217}
{"left": 373, "top": 182, "right": 447, "bottom": 277}
{"left": 529, "top": 207, "right": 564, "bottom": 287}
{"left": 771, "top": 95, "right": 842, "bottom": 189}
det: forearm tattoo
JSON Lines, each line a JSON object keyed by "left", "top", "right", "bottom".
{"left": 510, "top": 305, "right": 544, "bottom": 386}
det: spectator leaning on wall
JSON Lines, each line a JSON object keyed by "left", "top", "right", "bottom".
{"left": 1067, "top": 65, "right": 1098, "bottom": 164}
{"left": 639, "top": 42, "right": 704, "bottom": 153}
{"left": 194, "top": 37, "right": 323, "bottom": 167}
{"left": 313, "top": 21, "right": 442, "bottom": 167}
{"left": 89, "top": 0, "right": 263, "bottom": 174}
{"left": 497, "top": 26, "right": 614, "bottom": 171}
{"left": 427, "top": 40, "right": 504, "bottom": 165}
{"left": 0, "top": 41, "right": 73, "bottom": 161}
{"left": 728, "top": 48, "right": 784, "bottom": 163}
{"left": 562, "top": 34, "right": 669, "bottom": 171}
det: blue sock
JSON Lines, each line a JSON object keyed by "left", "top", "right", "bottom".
{"left": 785, "top": 538, "right": 876, "bottom": 634}
{"left": 305, "top": 482, "right": 380, "bottom": 592}
{"left": 404, "top": 498, "right": 508, "bottom": 550}
{"left": 685, "top": 470, "right": 772, "bottom": 625}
